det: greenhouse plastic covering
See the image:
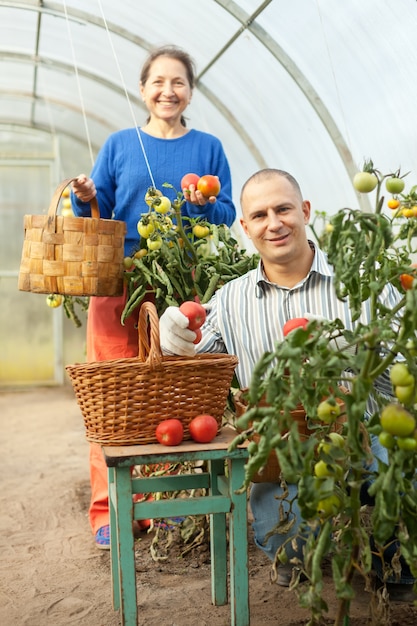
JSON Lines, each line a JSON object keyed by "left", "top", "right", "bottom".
{"left": 1, "top": 0, "right": 417, "bottom": 219}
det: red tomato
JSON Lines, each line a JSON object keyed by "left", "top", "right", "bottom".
{"left": 197, "top": 175, "right": 221, "bottom": 198}
{"left": 189, "top": 414, "right": 218, "bottom": 443}
{"left": 400, "top": 264, "right": 417, "bottom": 291}
{"left": 181, "top": 173, "right": 200, "bottom": 191}
{"left": 179, "top": 301, "right": 207, "bottom": 331}
{"left": 282, "top": 317, "right": 309, "bottom": 337}
{"left": 155, "top": 419, "right": 184, "bottom": 446}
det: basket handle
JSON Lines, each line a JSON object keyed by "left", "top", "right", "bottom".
{"left": 46, "top": 177, "right": 100, "bottom": 229}
{"left": 138, "top": 301, "right": 164, "bottom": 369}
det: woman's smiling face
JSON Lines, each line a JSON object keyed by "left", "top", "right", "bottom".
{"left": 140, "top": 56, "right": 192, "bottom": 124}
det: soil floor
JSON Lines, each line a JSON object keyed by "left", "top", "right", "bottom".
{"left": 1, "top": 386, "right": 417, "bottom": 626}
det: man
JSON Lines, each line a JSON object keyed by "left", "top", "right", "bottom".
{"left": 160, "top": 168, "right": 413, "bottom": 593}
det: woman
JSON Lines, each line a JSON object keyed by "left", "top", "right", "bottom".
{"left": 71, "top": 45, "right": 236, "bottom": 548}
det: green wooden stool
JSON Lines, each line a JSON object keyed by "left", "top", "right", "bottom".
{"left": 103, "top": 426, "right": 250, "bottom": 626}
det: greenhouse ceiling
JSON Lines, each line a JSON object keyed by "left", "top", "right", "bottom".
{"left": 1, "top": 0, "right": 417, "bottom": 218}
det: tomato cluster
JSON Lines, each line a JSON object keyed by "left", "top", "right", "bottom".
{"left": 180, "top": 173, "right": 221, "bottom": 198}
{"left": 378, "top": 363, "right": 417, "bottom": 451}
{"left": 155, "top": 414, "right": 218, "bottom": 446}
{"left": 313, "top": 431, "right": 347, "bottom": 519}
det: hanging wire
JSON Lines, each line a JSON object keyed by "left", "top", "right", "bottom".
{"left": 62, "top": 0, "right": 95, "bottom": 167}
{"left": 96, "top": 0, "right": 156, "bottom": 188}
{"left": 314, "top": 0, "right": 353, "bottom": 157}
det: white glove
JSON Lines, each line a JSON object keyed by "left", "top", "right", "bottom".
{"left": 159, "top": 306, "right": 197, "bottom": 356}
{"left": 304, "top": 313, "right": 356, "bottom": 355}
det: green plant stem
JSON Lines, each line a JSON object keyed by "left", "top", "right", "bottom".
{"left": 173, "top": 200, "right": 198, "bottom": 265}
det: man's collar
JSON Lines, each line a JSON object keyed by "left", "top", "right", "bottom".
{"left": 255, "top": 240, "right": 332, "bottom": 294}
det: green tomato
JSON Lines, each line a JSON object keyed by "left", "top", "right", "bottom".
{"left": 380, "top": 403, "right": 416, "bottom": 437}
{"left": 385, "top": 177, "right": 405, "bottom": 194}
{"left": 378, "top": 431, "right": 396, "bottom": 449}
{"left": 137, "top": 220, "right": 155, "bottom": 239}
{"left": 153, "top": 196, "right": 171, "bottom": 214}
{"left": 193, "top": 224, "right": 210, "bottom": 238}
{"left": 397, "top": 437, "right": 417, "bottom": 451}
{"left": 144, "top": 187, "right": 162, "bottom": 206}
{"left": 353, "top": 172, "right": 378, "bottom": 193}
{"left": 317, "top": 494, "right": 342, "bottom": 519}
{"left": 314, "top": 459, "right": 343, "bottom": 479}
{"left": 317, "top": 399, "right": 341, "bottom": 424}
{"left": 390, "top": 363, "right": 414, "bottom": 388}
{"left": 406, "top": 339, "right": 417, "bottom": 357}
{"left": 147, "top": 236, "right": 162, "bottom": 251}
{"left": 394, "top": 384, "right": 415, "bottom": 406}
{"left": 317, "top": 432, "right": 345, "bottom": 455}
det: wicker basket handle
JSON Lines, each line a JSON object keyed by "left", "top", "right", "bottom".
{"left": 46, "top": 177, "right": 100, "bottom": 230}
{"left": 138, "top": 301, "right": 164, "bottom": 369}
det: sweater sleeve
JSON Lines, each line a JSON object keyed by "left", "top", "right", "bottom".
{"left": 71, "top": 136, "right": 117, "bottom": 219}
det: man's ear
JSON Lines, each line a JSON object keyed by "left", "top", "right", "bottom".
{"left": 240, "top": 217, "right": 250, "bottom": 238}
{"left": 302, "top": 200, "right": 311, "bottom": 223}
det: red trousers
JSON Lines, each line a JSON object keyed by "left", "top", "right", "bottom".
{"left": 87, "top": 293, "right": 139, "bottom": 534}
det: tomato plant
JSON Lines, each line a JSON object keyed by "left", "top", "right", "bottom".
{"left": 229, "top": 162, "right": 417, "bottom": 624}
{"left": 155, "top": 419, "right": 184, "bottom": 446}
{"left": 122, "top": 182, "right": 259, "bottom": 322}
{"left": 189, "top": 414, "right": 218, "bottom": 443}
{"left": 179, "top": 300, "right": 206, "bottom": 330}
{"left": 197, "top": 175, "right": 221, "bottom": 198}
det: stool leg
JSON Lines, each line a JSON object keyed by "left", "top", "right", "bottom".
{"left": 108, "top": 467, "right": 120, "bottom": 611}
{"left": 112, "top": 466, "right": 138, "bottom": 626}
{"left": 228, "top": 457, "right": 250, "bottom": 626}
{"left": 209, "top": 459, "right": 228, "bottom": 606}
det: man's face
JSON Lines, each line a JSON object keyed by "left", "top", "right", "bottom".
{"left": 240, "top": 175, "right": 311, "bottom": 268}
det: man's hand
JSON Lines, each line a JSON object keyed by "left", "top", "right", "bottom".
{"left": 159, "top": 306, "right": 198, "bottom": 356}
{"left": 304, "top": 313, "right": 356, "bottom": 355}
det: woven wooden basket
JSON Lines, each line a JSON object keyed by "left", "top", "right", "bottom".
{"left": 234, "top": 388, "right": 347, "bottom": 483}
{"left": 18, "top": 177, "right": 126, "bottom": 296}
{"left": 66, "top": 301, "right": 239, "bottom": 445}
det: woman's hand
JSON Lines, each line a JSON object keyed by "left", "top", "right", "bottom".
{"left": 183, "top": 183, "right": 217, "bottom": 206}
{"left": 72, "top": 174, "right": 96, "bottom": 203}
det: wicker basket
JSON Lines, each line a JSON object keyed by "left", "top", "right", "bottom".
{"left": 234, "top": 388, "right": 347, "bottom": 483}
{"left": 66, "top": 301, "right": 239, "bottom": 445}
{"left": 18, "top": 178, "right": 126, "bottom": 296}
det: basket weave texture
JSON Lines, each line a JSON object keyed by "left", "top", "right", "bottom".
{"left": 18, "top": 177, "right": 126, "bottom": 296}
{"left": 234, "top": 389, "right": 347, "bottom": 483}
{"left": 66, "top": 301, "right": 239, "bottom": 445}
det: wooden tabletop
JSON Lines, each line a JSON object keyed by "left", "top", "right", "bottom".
{"left": 102, "top": 426, "right": 248, "bottom": 466}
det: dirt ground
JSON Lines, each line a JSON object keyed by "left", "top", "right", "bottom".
{"left": 1, "top": 387, "right": 417, "bottom": 626}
